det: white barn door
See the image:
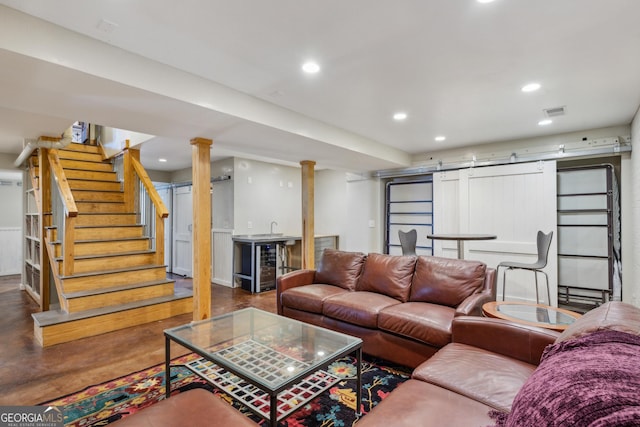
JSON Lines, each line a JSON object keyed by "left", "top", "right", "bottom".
{"left": 172, "top": 185, "right": 193, "bottom": 277}
{"left": 434, "top": 161, "right": 558, "bottom": 306}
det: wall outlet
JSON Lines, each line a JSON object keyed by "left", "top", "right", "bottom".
{"left": 247, "top": 221, "right": 253, "bottom": 229}
{"left": 368, "top": 219, "right": 375, "bottom": 228}
{"left": 247, "top": 176, "right": 252, "bottom": 184}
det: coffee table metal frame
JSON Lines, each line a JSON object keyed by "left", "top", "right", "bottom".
{"left": 164, "top": 308, "right": 363, "bottom": 426}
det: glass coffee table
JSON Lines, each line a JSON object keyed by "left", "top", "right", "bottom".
{"left": 164, "top": 308, "right": 363, "bottom": 426}
{"left": 482, "top": 301, "right": 581, "bottom": 331}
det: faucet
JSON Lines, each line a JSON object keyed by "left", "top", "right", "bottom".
{"left": 270, "top": 221, "right": 278, "bottom": 234}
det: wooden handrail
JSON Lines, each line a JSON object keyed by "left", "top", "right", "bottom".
{"left": 131, "top": 156, "right": 169, "bottom": 218}
{"left": 47, "top": 150, "right": 78, "bottom": 217}
{"left": 46, "top": 149, "right": 76, "bottom": 276}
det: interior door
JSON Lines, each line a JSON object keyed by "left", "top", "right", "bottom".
{"left": 434, "top": 161, "right": 558, "bottom": 305}
{"left": 155, "top": 185, "right": 172, "bottom": 272}
{"left": 172, "top": 185, "right": 193, "bottom": 277}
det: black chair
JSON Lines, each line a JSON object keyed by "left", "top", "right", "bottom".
{"left": 398, "top": 229, "right": 417, "bottom": 256}
{"left": 498, "top": 231, "right": 553, "bottom": 304}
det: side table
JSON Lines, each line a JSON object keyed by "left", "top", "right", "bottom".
{"left": 482, "top": 301, "right": 581, "bottom": 332}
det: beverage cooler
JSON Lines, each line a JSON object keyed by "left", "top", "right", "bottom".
{"left": 237, "top": 243, "right": 277, "bottom": 292}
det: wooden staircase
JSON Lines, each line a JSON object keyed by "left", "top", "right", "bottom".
{"left": 31, "top": 143, "right": 192, "bottom": 346}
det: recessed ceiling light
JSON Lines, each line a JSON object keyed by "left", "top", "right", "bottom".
{"left": 393, "top": 112, "right": 408, "bottom": 121}
{"left": 522, "top": 82, "right": 541, "bottom": 93}
{"left": 435, "top": 136, "right": 446, "bottom": 142}
{"left": 477, "top": 0, "right": 496, "bottom": 3}
{"left": 538, "top": 119, "right": 553, "bottom": 126}
{"left": 301, "top": 61, "right": 320, "bottom": 74}
{"left": 158, "top": 158, "right": 167, "bottom": 163}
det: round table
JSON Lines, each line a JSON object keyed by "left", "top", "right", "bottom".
{"left": 427, "top": 233, "right": 496, "bottom": 259}
{"left": 482, "top": 301, "right": 582, "bottom": 331}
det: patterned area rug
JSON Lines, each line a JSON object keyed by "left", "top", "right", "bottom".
{"left": 41, "top": 354, "right": 410, "bottom": 426}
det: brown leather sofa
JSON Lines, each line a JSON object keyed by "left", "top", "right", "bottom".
{"left": 277, "top": 249, "right": 496, "bottom": 368}
{"left": 357, "top": 301, "right": 640, "bottom": 426}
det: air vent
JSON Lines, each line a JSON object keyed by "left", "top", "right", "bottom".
{"left": 543, "top": 106, "right": 566, "bottom": 117}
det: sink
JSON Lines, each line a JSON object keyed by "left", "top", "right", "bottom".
{"left": 232, "top": 233, "right": 298, "bottom": 241}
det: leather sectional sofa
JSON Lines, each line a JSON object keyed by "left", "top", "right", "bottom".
{"left": 357, "top": 301, "right": 640, "bottom": 426}
{"left": 276, "top": 249, "right": 496, "bottom": 368}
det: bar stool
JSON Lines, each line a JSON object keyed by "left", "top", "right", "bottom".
{"left": 398, "top": 229, "right": 417, "bottom": 256}
{"left": 498, "top": 231, "right": 553, "bottom": 304}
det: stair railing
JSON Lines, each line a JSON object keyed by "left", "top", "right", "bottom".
{"left": 122, "top": 146, "right": 169, "bottom": 265}
{"left": 47, "top": 149, "right": 78, "bottom": 276}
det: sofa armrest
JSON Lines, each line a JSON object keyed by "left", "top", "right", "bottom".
{"left": 484, "top": 267, "right": 497, "bottom": 300}
{"left": 276, "top": 269, "right": 316, "bottom": 315}
{"left": 454, "top": 267, "right": 496, "bottom": 316}
{"left": 452, "top": 316, "right": 560, "bottom": 365}
{"left": 455, "top": 290, "right": 493, "bottom": 317}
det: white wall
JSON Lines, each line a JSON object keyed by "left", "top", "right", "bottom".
{"left": 0, "top": 179, "right": 22, "bottom": 227}
{"left": 315, "top": 170, "right": 383, "bottom": 254}
{"left": 344, "top": 174, "right": 383, "bottom": 253}
{"left": 166, "top": 157, "right": 235, "bottom": 230}
{"left": 0, "top": 154, "right": 21, "bottom": 170}
{"left": 315, "top": 170, "right": 348, "bottom": 246}
{"left": 0, "top": 175, "right": 23, "bottom": 276}
{"left": 212, "top": 157, "right": 234, "bottom": 230}
{"left": 233, "top": 158, "right": 301, "bottom": 235}
{"left": 627, "top": 107, "right": 640, "bottom": 306}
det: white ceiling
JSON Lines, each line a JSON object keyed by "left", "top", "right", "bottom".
{"left": 1, "top": 0, "right": 639, "bottom": 173}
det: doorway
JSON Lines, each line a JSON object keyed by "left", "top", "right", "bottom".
{"left": 172, "top": 185, "right": 192, "bottom": 277}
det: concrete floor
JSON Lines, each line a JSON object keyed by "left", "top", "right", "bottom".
{"left": 0, "top": 274, "right": 277, "bottom": 405}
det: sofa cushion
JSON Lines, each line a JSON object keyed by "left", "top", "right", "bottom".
{"left": 280, "top": 284, "right": 349, "bottom": 314}
{"left": 322, "top": 291, "right": 401, "bottom": 328}
{"left": 409, "top": 256, "right": 486, "bottom": 307}
{"left": 378, "top": 302, "right": 455, "bottom": 348}
{"left": 315, "top": 249, "right": 366, "bottom": 291}
{"left": 555, "top": 301, "right": 640, "bottom": 344}
{"left": 356, "top": 380, "right": 494, "bottom": 427}
{"left": 492, "top": 329, "right": 640, "bottom": 426}
{"left": 109, "top": 388, "right": 256, "bottom": 427}
{"left": 413, "top": 342, "right": 536, "bottom": 412}
{"left": 356, "top": 253, "right": 417, "bottom": 302}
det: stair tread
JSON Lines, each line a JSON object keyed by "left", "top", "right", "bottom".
{"left": 58, "top": 156, "right": 109, "bottom": 163}
{"left": 75, "top": 212, "right": 137, "bottom": 216}
{"left": 64, "top": 166, "right": 116, "bottom": 173}
{"left": 76, "top": 201, "right": 126, "bottom": 204}
{"left": 33, "top": 289, "right": 192, "bottom": 327}
{"left": 68, "top": 178, "right": 120, "bottom": 184}
{"left": 63, "top": 279, "right": 177, "bottom": 299}
{"left": 72, "top": 189, "right": 124, "bottom": 194}
{"left": 75, "top": 224, "right": 143, "bottom": 229}
{"left": 60, "top": 143, "right": 101, "bottom": 151}
{"left": 54, "top": 249, "right": 155, "bottom": 261}
{"left": 46, "top": 224, "right": 143, "bottom": 229}
{"left": 60, "top": 264, "right": 166, "bottom": 279}
{"left": 51, "top": 237, "right": 149, "bottom": 244}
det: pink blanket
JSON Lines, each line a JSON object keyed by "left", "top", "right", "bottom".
{"left": 491, "top": 329, "right": 640, "bottom": 426}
